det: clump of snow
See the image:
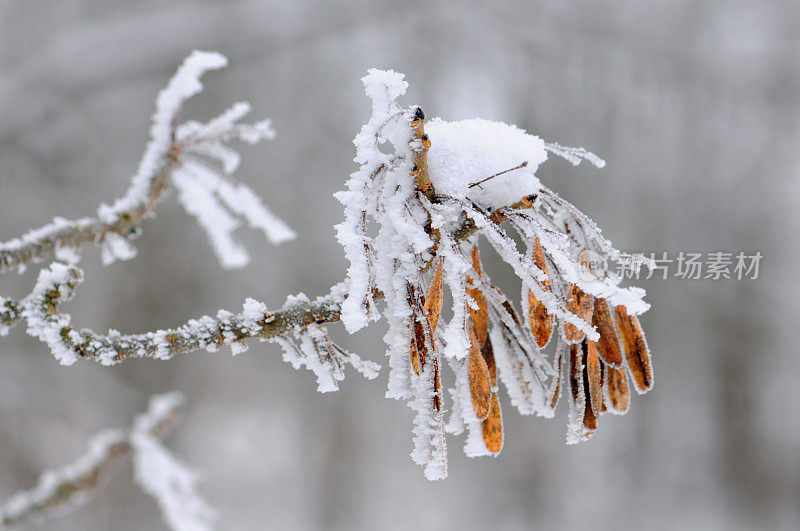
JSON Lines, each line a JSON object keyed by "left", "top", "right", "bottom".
{"left": 426, "top": 118, "right": 547, "bottom": 209}
{"left": 239, "top": 298, "right": 269, "bottom": 333}
{"left": 336, "top": 69, "right": 452, "bottom": 480}
{"left": 173, "top": 164, "right": 248, "bottom": 268}
{"left": 176, "top": 101, "right": 275, "bottom": 175}
{"left": 171, "top": 76, "right": 294, "bottom": 269}
{"left": 100, "top": 232, "right": 138, "bottom": 266}
{"left": 173, "top": 159, "right": 295, "bottom": 270}
{"left": 271, "top": 294, "right": 381, "bottom": 394}
{"left": 54, "top": 237, "right": 82, "bottom": 264}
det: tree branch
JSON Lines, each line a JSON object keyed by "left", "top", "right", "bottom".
{"left": 0, "top": 392, "right": 185, "bottom": 527}
{"left": 0, "top": 51, "right": 232, "bottom": 274}
{"left": 449, "top": 193, "right": 537, "bottom": 242}
{"left": 2, "top": 195, "right": 537, "bottom": 366}
{"left": 0, "top": 150, "right": 179, "bottom": 274}
{"left": 16, "top": 262, "right": 345, "bottom": 365}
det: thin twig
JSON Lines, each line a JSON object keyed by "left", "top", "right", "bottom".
{"left": 467, "top": 161, "right": 528, "bottom": 189}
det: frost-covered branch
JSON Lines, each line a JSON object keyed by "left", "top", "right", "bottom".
{"left": 4, "top": 193, "right": 531, "bottom": 368}
{"left": 1, "top": 53, "right": 656, "bottom": 493}
{"left": 0, "top": 392, "right": 212, "bottom": 531}
{"left": 0, "top": 197, "right": 525, "bottom": 342}
{"left": 14, "top": 263, "right": 345, "bottom": 367}
{"left": 0, "top": 51, "right": 293, "bottom": 274}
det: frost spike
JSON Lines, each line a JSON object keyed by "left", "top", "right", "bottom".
{"left": 547, "top": 343, "right": 564, "bottom": 410}
{"left": 614, "top": 305, "right": 653, "bottom": 393}
{"left": 468, "top": 327, "right": 492, "bottom": 420}
{"left": 466, "top": 246, "right": 489, "bottom": 345}
{"left": 604, "top": 363, "right": 631, "bottom": 414}
{"left": 592, "top": 298, "right": 623, "bottom": 367}
{"left": 481, "top": 392, "right": 503, "bottom": 454}
{"left": 564, "top": 285, "right": 594, "bottom": 343}
{"left": 527, "top": 237, "right": 554, "bottom": 347}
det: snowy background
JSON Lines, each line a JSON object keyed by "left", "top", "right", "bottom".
{"left": 1, "top": 1, "right": 798, "bottom": 529}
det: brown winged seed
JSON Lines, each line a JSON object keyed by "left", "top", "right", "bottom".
{"left": 468, "top": 327, "right": 492, "bottom": 420}
{"left": 592, "top": 298, "right": 623, "bottom": 367}
{"left": 528, "top": 237, "right": 555, "bottom": 347}
{"left": 482, "top": 392, "right": 504, "bottom": 454}
{"left": 614, "top": 305, "right": 653, "bottom": 393}
{"left": 565, "top": 285, "right": 594, "bottom": 343}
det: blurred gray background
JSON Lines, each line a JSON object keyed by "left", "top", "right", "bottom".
{"left": 1, "top": 1, "right": 798, "bottom": 529}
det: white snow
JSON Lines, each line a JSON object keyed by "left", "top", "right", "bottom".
{"left": 334, "top": 68, "right": 412, "bottom": 334}
{"left": 130, "top": 392, "right": 216, "bottom": 531}
{"left": 100, "top": 232, "right": 138, "bottom": 265}
{"left": 173, "top": 159, "right": 295, "bottom": 269}
{"left": 131, "top": 434, "right": 216, "bottom": 531}
{"left": 0, "top": 429, "right": 128, "bottom": 524}
{"left": 272, "top": 317, "right": 381, "bottom": 394}
{"left": 426, "top": 118, "right": 548, "bottom": 209}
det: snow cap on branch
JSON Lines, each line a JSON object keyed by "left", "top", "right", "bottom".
{"left": 426, "top": 118, "right": 547, "bottom": 209}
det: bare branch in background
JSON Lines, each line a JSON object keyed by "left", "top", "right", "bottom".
{"left": 0, "top": 392, "right": 213, "bottom": 531}
{"left": 0, "top": 51, "right": 292, "bottom": 275}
